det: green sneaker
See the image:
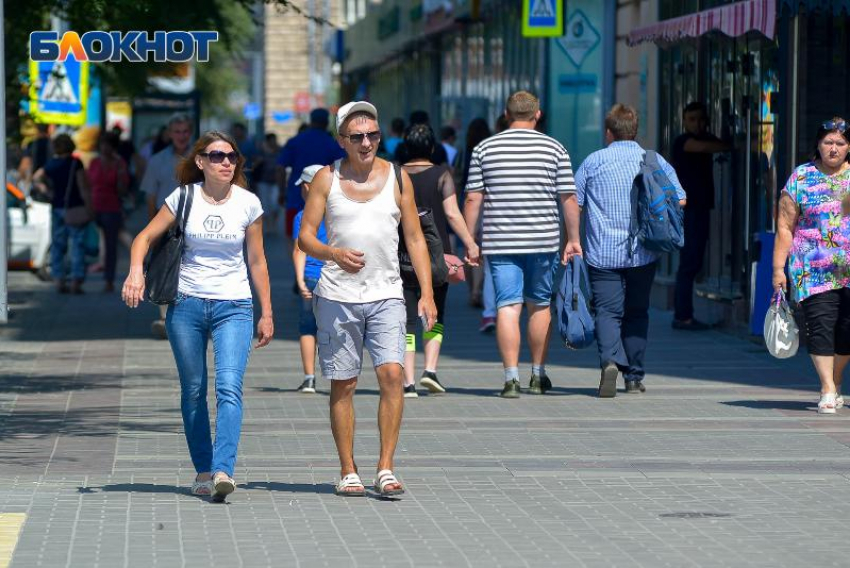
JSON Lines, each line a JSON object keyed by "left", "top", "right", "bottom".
{"left": 500, "top": 379, "right": 521, "bottom": 399}
{"left": 528, "top": 374, "right": 552, "bottom": 395}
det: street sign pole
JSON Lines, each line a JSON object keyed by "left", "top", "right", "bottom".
{"left": 0, "top": 0, "right": 9, "bottom": 324}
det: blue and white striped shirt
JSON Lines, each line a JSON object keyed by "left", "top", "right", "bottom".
{"left": 575, "top": 141, "right": 686, "bottom": 269}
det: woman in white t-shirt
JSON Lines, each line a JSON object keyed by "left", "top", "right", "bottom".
{"left": 122, "top": 131, "right": 273, "bottom": 502}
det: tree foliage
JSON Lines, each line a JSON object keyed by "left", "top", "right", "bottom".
{"left": 5, "top": 0, "right": 330, "bottom": 134}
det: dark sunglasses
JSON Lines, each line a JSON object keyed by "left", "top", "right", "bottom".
{"left": 822, "top": 120, "right": 848, "bottom": 133}
{"left": 199, "top": 151, "right": 239, "bottom": 164}
{"left": 343, "top": 131, "right": 381, "bottom": 145}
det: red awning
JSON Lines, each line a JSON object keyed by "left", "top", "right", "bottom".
{"left": 627, "top": 0, "right": 776, "bottom": 47}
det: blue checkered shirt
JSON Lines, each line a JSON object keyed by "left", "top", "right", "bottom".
{"left": 575, "top": 141, "right": 686, "bottom": 269}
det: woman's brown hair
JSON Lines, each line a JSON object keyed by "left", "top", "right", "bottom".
{"left": 176, "top": 130, "right": 248, "bottom": 188}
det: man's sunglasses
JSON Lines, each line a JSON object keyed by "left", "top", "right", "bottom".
{"left": 822, "top": 120, "right": 848, "bottom": 133}
{"left": 199, "top": 151, "right": 239, "bottom": 164}
{"left": 342, "top": 131, "right": 381, "bottom": 144}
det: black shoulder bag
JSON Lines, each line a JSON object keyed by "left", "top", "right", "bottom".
{"left": 144, "top": 185, "right": 194, "bottom": 305}
{"left": 394, "top": 165, "right": 449, "bottom": 288}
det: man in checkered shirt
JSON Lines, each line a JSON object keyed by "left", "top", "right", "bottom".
{"left": 575, "top": 104, "right": 686, "bottom": 398}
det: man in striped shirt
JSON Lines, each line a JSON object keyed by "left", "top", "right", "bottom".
{"left": 575, "top": 104, "right": 686, "bottom": 397}
{"left": 464, "top": 91, "right": 582, "bottom": 399}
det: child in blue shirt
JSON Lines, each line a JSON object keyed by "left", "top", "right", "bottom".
{"left": 292, "top": 165, "right": 327, "bottom": 393}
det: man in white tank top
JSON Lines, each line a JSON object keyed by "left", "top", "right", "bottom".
{"left": 299, "top": 101, "right": 437, "bottom": 497}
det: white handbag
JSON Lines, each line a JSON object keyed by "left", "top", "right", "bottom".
{"left": 764, "top": 289, "right": 799, "bottom": 359}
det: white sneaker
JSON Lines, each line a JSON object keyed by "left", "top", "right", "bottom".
{"left": 818, "top": 393, "right": 837, "bottom": 414}
{"left": 836, "top": 394, "right": 844, "bottom": 410}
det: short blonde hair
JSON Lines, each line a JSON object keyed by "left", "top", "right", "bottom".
{"left": 605, "top": 104, "right": 639, "bottom": 141}
{"left": 506, "top": 91, "right": 540, "bottom": 122}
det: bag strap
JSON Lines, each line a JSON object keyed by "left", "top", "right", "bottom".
{"left": 173, "top": 185, "right": 190, "bottom": 235}
{"left": 393, "top": 163, "right": 403, "bottom": 193}
{"left": 570, "top": 257, "right": 591, "bottom": 310}
{"left": 63, "top": 159, "right": 78, "bottom": 208}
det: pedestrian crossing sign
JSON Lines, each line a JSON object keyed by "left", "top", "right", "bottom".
{"left": 28, "top": 53, "right": 89, "bottom": 126}
{"left": 522, "top": 0, "right": 564, "bottom": 38}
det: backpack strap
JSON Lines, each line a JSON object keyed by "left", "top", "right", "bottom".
{"left": 628, "top": 155, "right": 645, "bottom": 260}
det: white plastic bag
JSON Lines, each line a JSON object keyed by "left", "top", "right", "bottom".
{"left": 764, "top": 290, "right": 799, "bottom": 359}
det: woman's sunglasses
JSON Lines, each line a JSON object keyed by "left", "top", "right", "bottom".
{"left": 342, "top": 131, "right": 381, "bottom": 145}
{"left": 822, "top": 120, "right": 848, "bottom": 133}
{"left": 200, "top": 151, "right": 239, "bottom": 164}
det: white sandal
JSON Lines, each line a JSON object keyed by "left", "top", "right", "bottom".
{"left": 335, "top": 473, "right": 366, "bottom": 497}
{"left": 373, "top": 469, "right": 404, "bottom": 496}
{"left": 191, "top": 477, "right": 212, "bottom": 496}
{"left": 819, "top": 393, "right": 837, "bottom": 415}
{"left": 212, "top": 473, "right": 236, "bottom": 502}
{"left": 836, "top": 393, "right": 844, "bottom": 410}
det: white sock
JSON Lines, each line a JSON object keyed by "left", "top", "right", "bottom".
{"left": 532, "top": 364, "right": 545, "bottom": 377}
{"left": 504, "top": 367, "right": 519, "bottom": 383}
{"left": 305, "top": 374, "right": 315, "bottom": 381}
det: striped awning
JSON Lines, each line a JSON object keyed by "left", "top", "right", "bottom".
{"left": 627, "top": 0, "right": 777, "bottom": 47}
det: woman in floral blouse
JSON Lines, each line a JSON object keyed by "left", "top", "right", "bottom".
{"left": 773, "top": 117, "right": 850, "bottom": 414}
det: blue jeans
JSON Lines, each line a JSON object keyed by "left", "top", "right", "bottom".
{"left": 166, "top": 294, "right": 254, "bottom": 477}
{"left": 51, "top": 208, "right": 87, "bottom": 281}
{"left": 488, "top": 252, "right": 559, "bottom": 309}
{"left": 587, "top": 263, "right": 657, "bottom": 382}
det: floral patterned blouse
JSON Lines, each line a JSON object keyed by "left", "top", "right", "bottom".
{"left": 782, "top": 162, "right": 850, "bottom": 302}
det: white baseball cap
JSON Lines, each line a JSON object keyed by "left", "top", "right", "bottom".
{"left": 336, "top": 101, "right": 378, "bottom": 132}
{"left": 296, "top": 164, "right": 324, "bottom": 185}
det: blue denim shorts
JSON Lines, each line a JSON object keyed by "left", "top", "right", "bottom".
{"left": 488, "top": 252, "right": 559, "bottom": 309}
{"left": 313, "top": 296, "right": 406, "bottom": 380}
{"left": 299, "top": 278, "right": 319, "bottom": 336}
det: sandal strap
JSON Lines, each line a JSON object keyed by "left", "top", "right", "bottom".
{"left": 338, "top": 473, "right": 364, "bottom": 489}
{"left": 375, "top": 469, "right": 399, "bottom": 490}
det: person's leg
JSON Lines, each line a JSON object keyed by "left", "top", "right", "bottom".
{"left": 50, "top": 209, "right": 69, "bottom": 288}
{"left": 834, "top": 289, "right": 850, "bottom": 395}
{"left": 363, "top": 298, "right": 406, "bottom": 489}
{"left": 315, "top": 297, "right": 366, "bottom": 483}
{"left": 402, "top": 286, "right": 420, "bottom": 388}
{"left": 490, "top": 255, "right": 525, "bottom": 382}
{"left": 523, "top": 253, "right": 558, "bottom": 374}
{"left": 209, "top": 299, "right": 254, "bottom": 478}
{"left": 375, "top": 363, "right": 404, "bottom": 480}
{"left": 423, "top": 284, "right": 448, "bottom": 372}
{"left": 674, "top": 208, "right": 710, "bottom": 323}
{"left": 620, "top": 262, "right": 658, "bottom": 383}
{"left": 68, "top": 224, "right": 88, "bottom": 291}
{"left": 587, "top": 265, "right": 629, "bottom": 370}
{"left": 165, "top": 296, "right": 213, "bottom": 477}
{"left": 298, "top": 278, "right": 320, "bottom": 387}
{"left": 801, "top": 291, "right": 841, "bottom": 396}
{"left": 330, "top": 377, "right": 358, "bottom": 477}
{"left": 299, "top": 335, "right": 316, "bottom": 375}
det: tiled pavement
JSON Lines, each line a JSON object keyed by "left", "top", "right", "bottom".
{"left": 1, "top": 224, "right": 849, "bottom": 567}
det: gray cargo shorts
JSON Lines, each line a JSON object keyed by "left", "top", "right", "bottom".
{"left": 313, "top": 296, "right": 406, "bottom": 380}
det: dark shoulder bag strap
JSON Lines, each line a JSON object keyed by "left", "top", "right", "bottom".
{"left": 394, "top": 163, "right": 404, "bottom": 193}
{"left": 63, "top": 159, "right": 78, "bottom": 208}
{"left": 173, "top": 186, "right": 187, "bottom": 235}
{"left": 180, "top": 184, "right": 194, "bottom": 234}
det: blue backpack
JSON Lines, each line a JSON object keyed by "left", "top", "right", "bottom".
{"left": 629, "top": 151, "right": 685, "bottom": 254}
{"left": 556, "top": 256, "right": 595, "bottom": 350}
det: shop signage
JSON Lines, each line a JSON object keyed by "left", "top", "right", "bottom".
{"left": 522, "top": 0, "right": 564, "bottom": 38}
{"left": 556, "top": 10, "right": 600, "bottom": 68}
{"left": 558, "top": 73, "right": 598, "bottom": 94}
